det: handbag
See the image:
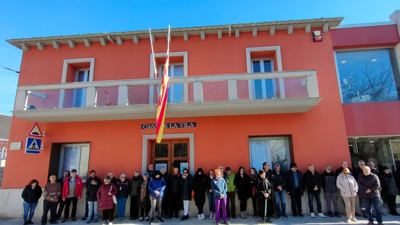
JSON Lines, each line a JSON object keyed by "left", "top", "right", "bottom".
{"left": 110, "top": 185, "right": 117, "bottom": 204}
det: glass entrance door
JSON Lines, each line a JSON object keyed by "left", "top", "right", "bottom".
{"left": 151, "top": 140, "right": 189, "bottom": 173}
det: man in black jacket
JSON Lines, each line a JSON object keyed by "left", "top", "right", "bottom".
{"left": 335, "top": 161, "right": 354, "bottom": 177}
{"left": 358, "top": 166, "right": 383, "bottom": 225}
{"left": 303, "top": 164, "right": 325, "bottom": 218}
{"left": 160, "top": 168, "right": 170, "bottom": 218}
{"left": 286, "top": 163, "right": 304, "bottom": 217}
{"left": 56, "top": 170, "right": 70, "bottom": 220}
{"left": 167, "top": 167, "right": 181, "bottom": 219}
{"left": 82, "top": 170, "right": 102, "bottom": 221}
{"left": 271, "top": 164, "right": 287, "bottom": 219}
{"left": 321, "top": 165, "right": 340, "bottom": 217}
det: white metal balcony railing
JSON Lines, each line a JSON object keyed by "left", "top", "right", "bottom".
{"left": 13, "top": 70, "right": 321, "bottom": 122}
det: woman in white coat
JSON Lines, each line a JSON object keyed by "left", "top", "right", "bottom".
{"left": 336, "top": 168, "right": 358, "bottom": 223}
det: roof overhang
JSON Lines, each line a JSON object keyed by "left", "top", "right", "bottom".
{"left": 7, "top": 17, "right": 344, "bottom": 50}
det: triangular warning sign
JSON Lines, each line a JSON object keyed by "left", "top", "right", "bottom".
{"left": 27, "top": 139, "right": 40, "bottom": 150}
{"left": 28, "top": 123, "right": 42, "bottom": 137}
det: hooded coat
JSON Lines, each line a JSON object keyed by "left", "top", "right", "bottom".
{"left": 234, "top": 167, "right": 251, "bottom": 201}
{"left": 148, "top": 172, "right": 166, "bottom": 198}
{"left": 193, "top": 168, "right": 207, "bottom": 206}
{"left": 179, "top": 173, "right": 193, "bottom": 200}
{"left": 381, "top": 172, "right": 399, "bottom": 196}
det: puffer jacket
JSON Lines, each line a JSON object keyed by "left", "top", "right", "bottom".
{"left": 381, "top": 172, "right": 399, "bottom": 196}
{"left": 148, "top": 176, "right": 166, "bottom": 198}
{"left": 322, "top": 171, "right": 338, "bottom": 193}
{"left": 179, "top": 174, "right": 193, "bottom": 200}
{"left": 358, "top": 173, "right": 380, "bottom": 199}
{"left": 86, "top": 182, "right": 100, "bottom": 201}
{"left": 336, "top": 173, "right": 358, "bottom": 197}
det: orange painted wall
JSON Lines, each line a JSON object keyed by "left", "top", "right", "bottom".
{"left": 4, "top": 28, "right": 351, "bottom": 188}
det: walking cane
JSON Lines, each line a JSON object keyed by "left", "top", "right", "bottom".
{"left": 264, "top": 195, "right": 268, "bottom": 222}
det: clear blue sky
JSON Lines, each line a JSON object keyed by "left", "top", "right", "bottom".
{"left": 0, "top": 1, "right": 399, "bottom": 116}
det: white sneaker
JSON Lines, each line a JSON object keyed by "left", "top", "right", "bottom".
{"left": 201, "top": 213, "right": 205, "bottom": 220}
{"left": 345, "top": 219, "right": 350, "bottom": 223}
{"left": 351, "top": 218, "right": 358, "bottom": 222}
{"left": 209, "top": 212, "right": 213, "bottom": 219}
{"left": 198, "top": 214, "right": 202, "bottom": 220}
{"left": 318, "top": 213, "right": 325, "bottom": 218}
{"left": 311, "top": 212, "right": 315, "bottom": 218}
{"left": 108, "top": 222, "right": 113, "bottom": 225}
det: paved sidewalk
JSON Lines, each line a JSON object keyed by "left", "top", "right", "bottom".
{"left": 1, "top": 215, "right": 400, "bottom": 225}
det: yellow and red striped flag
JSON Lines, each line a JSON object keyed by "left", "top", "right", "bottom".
{"left": 155, "top": 25, "right": 171, "bottom": 143}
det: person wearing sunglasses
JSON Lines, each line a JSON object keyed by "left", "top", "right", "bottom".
{"left": 337, "top": 167, "right": 358, "bottom": 223}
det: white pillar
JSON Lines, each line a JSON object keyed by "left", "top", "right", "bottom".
{"left": 193, "top": 81, "right": 203, "bottom": 102}
{"left": 14, "top": 90, "right": 27, "bottom": 111}
{"left": 118, "top": 85, "right": 129, "bottom": 106}
{"left": 85, "top": 87, "right": 96, "bottom": 107}
{"left": 228, "top": 80, "right": 238, "bottom": 101}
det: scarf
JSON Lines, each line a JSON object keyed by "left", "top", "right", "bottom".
{"left": 140, "top": 180, "right": 148, "bottom": 201}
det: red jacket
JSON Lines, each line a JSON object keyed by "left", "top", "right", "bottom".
{"left": 62, "top": 176, "right": 83, "bottom": 199}
{"left": 97, "top": 183, "right": 118, "bottom": 211}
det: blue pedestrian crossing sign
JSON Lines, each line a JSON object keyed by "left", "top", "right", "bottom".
{"left": 26, "top": 137, "right": 42, "bottom": 154}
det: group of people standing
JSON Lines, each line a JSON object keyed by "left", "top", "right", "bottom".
{"left": 21, "top": 160, "right": 400, "bottom": 225}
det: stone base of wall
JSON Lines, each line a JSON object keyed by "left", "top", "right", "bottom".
{"left": 0, "top": 167, "right": 4, "bottom": 188}
{"left": 0, "top": 188, "right": 398, "bottom": 218}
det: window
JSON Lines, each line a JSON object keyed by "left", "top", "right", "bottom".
{"left": 73, "top": 69, "right": 90, "bottom": 107}
{"left": 249, "top": 137, "right": 291, "bottom": 173}
{"left": 160, "top": 64, "right": 184, "bottom": 103}
{"left": 336, "top": 49, "right": 400, "bottom": 103}
{"left": 349, "top": 137, "right": 400, "bottom": 172}
{"left": 252, "top": 59, "right": 276, "bottom": 99}
{"left": 58, "top": 144, "right": 90, "bottom": 182}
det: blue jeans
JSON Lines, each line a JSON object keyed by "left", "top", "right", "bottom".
{"left": 363, "top": 198, "right": 382, "bottom": 223}
{"left": 117, "top": 198, "right": 127, "bottom": 218}
{"left": 23, "top": 202, "right": 38, "bottom": 222}
{"left": 275, "top": 190, "right": 286, "bottom": 216}
{"left": 87, "top": 201, "right": 98, "bottom": 221}
{"left": 207, "top": 192, "right": 215, "bottom": 213}
{"left": 308, "top": 192, "right": 322, "bottom": 213}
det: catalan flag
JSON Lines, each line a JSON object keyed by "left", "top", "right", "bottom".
{"left": 155, "top": 25, "right": 171, "bottom": 143}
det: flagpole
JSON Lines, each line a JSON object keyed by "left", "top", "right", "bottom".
{"left": 148, "top": 27, "right": 157, "bottom": 79}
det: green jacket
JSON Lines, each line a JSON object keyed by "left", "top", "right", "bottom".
{"left": 227, "top": 173, "right": 236, "bottom": 192}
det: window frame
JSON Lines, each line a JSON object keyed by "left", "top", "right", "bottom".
{"left": 334, "top": 47, "right": 400, "bottom": 104}
{"left": 149, "top": 52, "right": 188, "bottom": 104}
{"left": 248, "top": 136, "right": 291, "bottom": 172}
{"left": 251, "top": 58, "right": 277, "bottom": 99}
{"left": 159, "top": 63, "right": 184, "bottom": 103}
{"left": 58, "top": 143, "right": 90, "bottom": 183}
{"left": 72, "top": 69, "right": 90, "bottom": 108}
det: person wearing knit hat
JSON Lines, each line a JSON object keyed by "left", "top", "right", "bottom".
{"left": 285, "top": 162, "right": 304, "bottom": 217}
{"left": 337, "top": 167, "right": 358, "bottom": 223}
{"left": 380, "top": 166, "right": 399, "bottom": 216}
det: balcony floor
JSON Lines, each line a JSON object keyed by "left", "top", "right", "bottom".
{"left": 13, "top": 97, "right": 321, "bottom": 123}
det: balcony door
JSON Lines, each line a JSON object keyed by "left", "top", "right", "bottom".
{"left": 159, "top": 64, "right": 184, "bottom": 103}
{"left": 73, "top": 69, "right": 90, "bottom": 107}
{"left": 151, "top": 140, "right": 189, "bottom": 173}
{"left": 251, "top": 59, "right": 276, "bottom": 99}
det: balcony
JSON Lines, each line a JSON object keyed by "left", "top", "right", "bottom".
{"left": 13, "top": 70, "right": 321, "bottom": 122}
